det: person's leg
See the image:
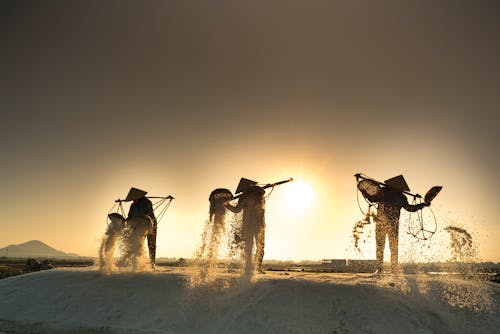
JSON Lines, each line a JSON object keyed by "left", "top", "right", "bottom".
{"left": 147, "top": 226, "right": 157, "bottom": 269}
{"left": 388, "top": 222, "right": 399, "bottom": 272}
{"left": 375, "top": 222, "right": 387, "bottom": 272}
{"left": 254, "top": 225, "right": 265, "bottom": 272}
{"left": 243, "top": 227, "right": 254, "bottom": 274}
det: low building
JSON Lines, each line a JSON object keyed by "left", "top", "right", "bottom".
{"left": 321, "top": 259, "right": 377, "bottom": 273}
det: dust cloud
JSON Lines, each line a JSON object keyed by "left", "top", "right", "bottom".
{"left": 98, "top": 213, "right": 126, "bottom": 272}
{"left": 444, "top": 225, "right": 476, "bottom": 262}
{"left": 97, "top": 215, "right": 153, "bottom": 272}
{"left": 188, "top": 212, "right": 247, "bottom": 288}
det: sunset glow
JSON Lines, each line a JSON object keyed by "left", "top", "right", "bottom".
{"left": 0, "top": 1, "right": 498, "bottom": 263}
{"left": 282, "top": 180, "right": 315, "bottom": 214}
{"left": 1, "top": 3, "right": 498, "bottom": 333}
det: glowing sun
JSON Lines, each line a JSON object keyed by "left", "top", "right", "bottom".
{"left": 282, "top": 180, "right": 315, "bottom": 213}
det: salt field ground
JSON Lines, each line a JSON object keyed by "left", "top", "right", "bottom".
{"left": 0, "top": 266, "right": 498, "bottom": 334}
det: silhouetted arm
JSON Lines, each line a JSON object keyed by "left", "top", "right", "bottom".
{"left": 402, "top": 195, "right": 427, "bottom": 212}
{"left": 225, "top": 200, "right": 243, "bottom": 213}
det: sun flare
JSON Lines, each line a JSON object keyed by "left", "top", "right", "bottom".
{"left": 282, "top": 180, "right": 315, "bottom": 213}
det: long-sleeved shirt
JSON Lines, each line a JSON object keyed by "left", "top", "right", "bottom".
{"left": 226, "top": 188, "right": 265, "bottom": 230}
{"left": 376, "top": 188, "right": 426, "bottom": 224}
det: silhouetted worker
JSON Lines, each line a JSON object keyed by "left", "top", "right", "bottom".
{"left": 371, "top": 175, "right": 428, "bottom": 273}
{"left": 225, "top": 178, "right": 266, "bottom": 274}
{"left": 126, "top": 188, "right": 158, "bottom": 269}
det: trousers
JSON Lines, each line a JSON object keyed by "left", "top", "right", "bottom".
{"left": 243, "top": 223, "right": 265, "bottom": 273}
{"left": 147, "top": 226, "right": 157, "bottom": 267}
{"left": 375, "top": 219, "right": 399, "bottom": 271}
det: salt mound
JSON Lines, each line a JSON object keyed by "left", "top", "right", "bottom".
{"left": 0, "top": 268, "right": 498, "bottom": 333}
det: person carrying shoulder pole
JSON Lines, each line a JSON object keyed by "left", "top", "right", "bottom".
{"left": 357, "top": 175, "right": 429, "bottom": 273}
{"left": 225, "top": 178, "right": 266, "bottom": 275}
{"left": 126, "top": 188, "right": 158, "bottom": 270}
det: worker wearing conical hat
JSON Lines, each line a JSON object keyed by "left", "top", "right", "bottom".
{"left": 374, "top": 175, "right": 429, "bottom": 273}
{"left": 126, "top": 188, "right": 158, "bottom": 270}
{"left": 225, "top": 178, "right": 266, "bottom": 274}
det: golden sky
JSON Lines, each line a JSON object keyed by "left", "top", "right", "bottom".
{"left": 1, "top": 0, "right": 498, "bottom": 261}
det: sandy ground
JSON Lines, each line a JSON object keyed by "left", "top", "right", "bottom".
{"left": 0, "top": 266, "right": 498, "bottom": 334}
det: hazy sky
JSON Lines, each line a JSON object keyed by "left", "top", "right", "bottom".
{"left": 1, "top": 0, "right": 499, "bottom": 261}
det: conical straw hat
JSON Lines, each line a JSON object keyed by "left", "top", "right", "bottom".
{"left": 235, "top": 178, "right": 258, "bottom": 194}
{"left": 125, "top": 187, "right": 148, "bottom": 201}
{"left": 384, "top": 175, "right": 410, "bottom": 192}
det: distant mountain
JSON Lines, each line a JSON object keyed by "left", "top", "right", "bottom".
{"left": 0, "top": 240, "right": 80, "bottom": 258}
